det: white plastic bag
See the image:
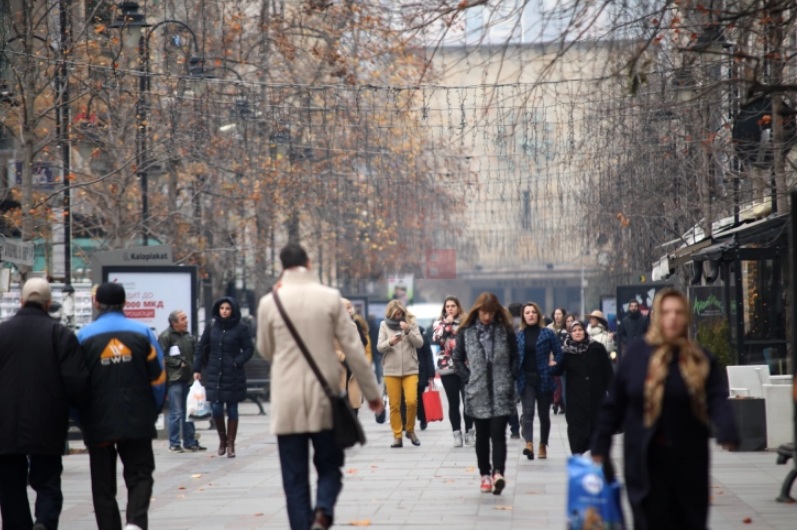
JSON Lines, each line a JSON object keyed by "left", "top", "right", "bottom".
{"left": 186, "top": 380, "right": 211, "bottom": 421}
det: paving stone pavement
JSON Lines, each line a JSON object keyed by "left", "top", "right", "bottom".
{"left": 51, "top": 395, "right": 797, "bottom": 529}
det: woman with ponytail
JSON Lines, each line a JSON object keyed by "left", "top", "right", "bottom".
{"left": 591, "top": 289, "right": 738, "bottom": 530}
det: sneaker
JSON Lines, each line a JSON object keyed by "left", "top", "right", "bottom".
{"left": 492, "top": 472, "right": 506, "bottom": 495}
{"left": 168, "top": 445, "right": 184, "bottom": 453}
{"left": 123, "top": 525, "right": 143, "bottom": 530}
{"left": 480, "top": 475, "right": 493, "bottom": 493}
{"left": 464, "top": 430, "right": 475, "bottom": 446}
{"left": 452, "top": 430, "right": 463, "bottom": 447}
{"left": 509, "top": 431, "right": 520, "bottom": 439}
{"left": 184, "top": 443, "right": 207, "bottom": 452}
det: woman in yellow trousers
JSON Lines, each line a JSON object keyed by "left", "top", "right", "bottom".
{"left": 377, "top": 300, "right": 423, "bottom": 447}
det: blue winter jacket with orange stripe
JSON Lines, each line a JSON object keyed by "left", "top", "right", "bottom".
{"left": 77, "top": 311, "right": 165, "bottom": 445}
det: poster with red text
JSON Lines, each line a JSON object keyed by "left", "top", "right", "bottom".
{"left": 102, "top": 266, "right": 198, "bottom": 336}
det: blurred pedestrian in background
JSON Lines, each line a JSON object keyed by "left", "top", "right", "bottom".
{"left": 432, "top": 297, "right": 474, "bottom": 446}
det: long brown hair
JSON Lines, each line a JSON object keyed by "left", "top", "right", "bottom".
{"left": 461, "top": 292, "right": 514, "bottom": 334}
{"left": 439, "top": 296, "right": 465, "bottom": 320}
{"left": 519, "top": 302, "right": 544, "bottom": 330}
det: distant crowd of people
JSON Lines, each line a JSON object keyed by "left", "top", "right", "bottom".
{"left": 0, "top": 248, "right": 739, "bottom": 530}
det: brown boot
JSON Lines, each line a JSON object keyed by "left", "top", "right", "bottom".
{"left": 523, "top": 442, "right": 535, "bottom": 460}
{"left": 214, "top": 416, "right": 227, "bottom": 456}
{"left": 226, "top": 419, "right": 239, "bottom": 458}
{"left": 539, "top": 443, "right": 547, "bottom": 460}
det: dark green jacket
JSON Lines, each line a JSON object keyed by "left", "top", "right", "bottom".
{"left": 158, "top": 328, "right": 197, "bottom": 383}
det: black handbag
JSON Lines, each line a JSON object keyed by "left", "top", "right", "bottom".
{"left": 272, "top": 290, "right": 366, "bottom": 449}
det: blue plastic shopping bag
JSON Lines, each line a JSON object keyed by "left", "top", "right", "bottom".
{"left": 567, "top": 455, "right": 625, "bottom": 529}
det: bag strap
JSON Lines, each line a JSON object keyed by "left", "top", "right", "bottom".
{"left": 272, "top": 289, "right": 337, "bottom": 401}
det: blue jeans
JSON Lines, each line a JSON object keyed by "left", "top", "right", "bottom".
{"left": 168, "top": 382, "right": 197, "bottom": 448}
{"left": 210, "top": 401, "right": 239, "bottom": 420}
{"left": 277, "top": 430, "right": 344, "bottom": 530}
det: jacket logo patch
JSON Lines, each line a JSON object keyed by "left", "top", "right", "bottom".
{"left": 100, "top": 338, "right": 133, "bottom": 365}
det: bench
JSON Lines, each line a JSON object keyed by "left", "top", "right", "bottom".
{"left": 245, "top": 357, "right": 271, "bottom": 415}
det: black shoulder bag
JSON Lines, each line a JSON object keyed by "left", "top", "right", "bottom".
{"left": 272, "top": 290, "right": 366, "bottom": 449}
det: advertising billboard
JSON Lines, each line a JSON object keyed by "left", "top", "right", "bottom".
{"left": 102, "top": 266, "right": 198, "bottom": 335}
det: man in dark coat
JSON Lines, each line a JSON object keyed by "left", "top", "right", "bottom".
{"left": 618, "top": 300, "right": 648, "bottom": 355}
{"left": 77, "top": 282, "right": 166, "bottom": 530}
{"left": 0, "top": 278, "right": 89, "bottom": 530}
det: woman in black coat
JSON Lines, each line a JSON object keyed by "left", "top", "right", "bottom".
{"left": 194, "top": 296, "right": 254, "bottom": 458}
{"left": 591, "top": 289, "right": 739, "bottom": 530}
{"left": 549, "top": 320, "right": 613, "bottom": 454}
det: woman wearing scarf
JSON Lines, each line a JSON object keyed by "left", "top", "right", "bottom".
{"left": 549, "top": 320, "right": 613, "bottom": 454}
{"left": 432, "top": 296, "right": 474, "bottom": 447}
{"left": 591, "top": 289, "right": 739, "bottom": 530}
{"left": 452, "top": 292, "right": 518, "bottom": 495}
{"left": 377, "top": 300, "right": 423, "bottom": 447}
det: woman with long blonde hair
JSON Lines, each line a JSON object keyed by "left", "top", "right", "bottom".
{"left": 376, "top": 300, "right": 424, "bottom": 448}
{"left": 591, "top": 289, "right": 738, "bottom": 530}
{"left": 452, "top": 292, "right": 518, "bottom": 495}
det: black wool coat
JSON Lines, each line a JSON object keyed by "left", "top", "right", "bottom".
{"left": 591, "top": 340, "right": 739, "bottom": 528}
{"left": 195, "top": 297, "right": 254, "bottom": 403}
{"left": 0, "top": 305, "right": 89, "bottom": 455}
{"left": 550, "top": 340, "right": 613, "bottom": 454}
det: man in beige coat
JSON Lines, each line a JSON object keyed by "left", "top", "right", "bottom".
{"left": 257, "top": 244, "right": 382, "bottom": 530}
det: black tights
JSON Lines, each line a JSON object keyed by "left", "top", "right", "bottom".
{"left": 440, "top": 374, "right": 473, "bottom": 432}
{"left": 473, "top": 416, "right": 509, "bottom": 476}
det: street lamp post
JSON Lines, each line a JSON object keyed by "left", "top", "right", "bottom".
{"left": 110, "top": 1, "right": 202, "bottom": 246}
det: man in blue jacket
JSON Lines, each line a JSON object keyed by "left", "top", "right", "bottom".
{"left": 77, "top": 282, "right": 166, "bottom": 530}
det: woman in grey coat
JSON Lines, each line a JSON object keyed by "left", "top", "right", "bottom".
{"left": 453, "top": 292, "right": 519, "bottom": 496}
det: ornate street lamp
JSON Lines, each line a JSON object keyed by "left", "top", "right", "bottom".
{"left": 110, "top": 1, "right": 205, "bottom": 245}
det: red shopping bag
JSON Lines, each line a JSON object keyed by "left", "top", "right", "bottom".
{"left": 422, "top": 383, "right": 444, "bottom": 422}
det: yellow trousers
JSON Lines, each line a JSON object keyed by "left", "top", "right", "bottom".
{"left": 384, "top": 374, "right": 419, "bottom": 438}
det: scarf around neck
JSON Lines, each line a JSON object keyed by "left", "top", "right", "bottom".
{"left": 384, "top": 317, "right": 404, "bottom": 331}
{"left": 475, "top": 321, "right": 495, "bottom": 362}
{"left": 562, "top": 336, "right": 590, "bottom": 356}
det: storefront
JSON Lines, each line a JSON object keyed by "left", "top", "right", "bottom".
{"left": 665, "top": 213, "right": 790, "bottom": 374}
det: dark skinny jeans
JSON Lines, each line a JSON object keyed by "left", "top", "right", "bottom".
{"left": 440, "top": 374, "right": 473, "bottom": 433}
{"left": 474, "top": 416, "right": 509, "bottom": 476}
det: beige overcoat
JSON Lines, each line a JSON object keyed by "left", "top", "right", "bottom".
{"left": 257, "top": 267, "right": 380, "bottom": 435}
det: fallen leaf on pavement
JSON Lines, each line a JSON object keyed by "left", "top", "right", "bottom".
{"left": 190, "top": 474, "right": 202, "bottom": 478}
{"left": 254, "top": 513, "right": 264, "bottom": 517}
{"left": 494, "top": 506, "right": 512, "bottom": 511}
{"left": 349, "top": 520, "right": 371, "bottom": 526}
{"left": 178, "top": 486, "right": 186, "bottom": 490}
{"left": 466, "top": 466, "right": 476, "bottom": 473}
{"left": 346, "top": 468, "right": 358, "bottom": 474}
{"left": 743, "top": 517, "right": 752, "bottom": 524}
